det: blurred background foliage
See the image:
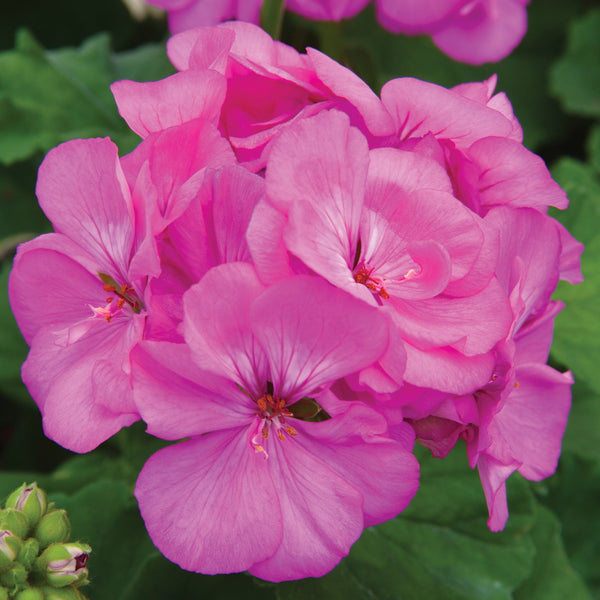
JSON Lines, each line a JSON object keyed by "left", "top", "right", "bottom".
{"left": 0, "top": 0, "right": 599, "bottom": 598}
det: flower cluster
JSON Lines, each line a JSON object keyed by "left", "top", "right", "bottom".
{"left": 0, "top": 483, "right": 91, "bottom": 600}
{"left": 144, "top": 0, "right": 531, "bottom": 64}
{"left": 9, "top": 22, "right": 582, "bottom": 582}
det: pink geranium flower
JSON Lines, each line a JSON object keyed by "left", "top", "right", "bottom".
{"left": 406, "top": 206, "right": 582, "bottom": 529}
{"left": 8, "top": 118, "right": 237, "bottom": 452}
{"left": 249, "top": 108, "right": 513, "bottom": 394}
{"left": 132, "top": 263, "right": 419, "bottom": 580}
{"left": 112, "top": 21, "right": 394, "bottom": 168}
{"left": 8, "top": 138, "right": 158, "bottom": 452}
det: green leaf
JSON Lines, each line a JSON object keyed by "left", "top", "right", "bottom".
{"left": 561, "top": 380, "right": 600, "bottom": 461}
{"left": 550, "top": 9, "right": 600, "bottom": 118}
{"left": 542, "top": 455, "right": 600, "bottom": 597}
{"left": 0, "top": 30, "right": 175, "bottom": 165}
{"left": 587, "top": 124, "right": 600, "bottom": 176}
{"left": 515, "top": 505, "right": 592, "bottom": 599}
{"left": 549, "top": 158, "right": 600, "bottom": 393}
{"left": 276, "top": 446, "right": 536, "bottom": 600}
{"left": 0, "top": 260, "right": 30, "bottom": 401}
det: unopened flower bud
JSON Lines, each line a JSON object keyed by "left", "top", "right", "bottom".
{"left": 39, "top": 586, "right": 87, "bottom": 600}
{"left": 15, "top": 588, "right": 45, "bottom": 600}
{"left": 6, "top": 484, "right": 47, "bottom": 528}
{"left": 34, "top": 510, "right": 71, "bottom": 549}
{"left": 0, "top": 531, "right": 21, "bottom": 572}
{"left": 36, "top": 543, "right": 91, "bottom": 588}
{"left": 0, "top": 509, "right": 29, "bottom": 539}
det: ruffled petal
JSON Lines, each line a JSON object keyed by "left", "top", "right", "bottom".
{"left": 135, "top": 430, "right": 282, "bottom": 574}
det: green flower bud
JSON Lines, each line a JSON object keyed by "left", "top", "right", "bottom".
{"left": 36, "top": 543, "right": 91, "bottom": 588}
{"left": 18, "top": 538, "right": 40, "bottom": 571}
{"left": 0, "top": 509, "right": 30, "bottom": 539}
{"left": 40, "top": 586, "right": 87, "bottom": 600}
{"left": 0, "top": 531, "right": 22, "bottom": 572}
{"left": 0, "top": 586, "right": 8, "bottom": 600}
{"left": 6, "top": 484, "right": 47, "bottom": 528}
{"left": 15, "top": 588, "right": 45, "bottom": 600}
{"left": 34, "top": 511, "right": 71, "bottom": 549}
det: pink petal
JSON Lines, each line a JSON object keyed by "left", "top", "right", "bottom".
{"left": 376, "top": 0, "right": 464, "bottom": 33}
{"left": 111, "top": 71, "right": 226, "bottom": 138}
{"left": 250, "top": 275, "right": 390, "bottom": 400}
{"left": 477, "top": 453, "right": 518, "bottom": 531}
{"left": 403, "top": 343, "right": 495, "bottom": 395}
{"left": 266, "top": 109, "right": 368, "bottom": 283}
{"left": 392, "top": 277, "right": 512, "bottom": 356}
{"left": 246, "top": 199, "right": 295, "bottom": 285}
{"left": 36, "top": 138, "right": 135, "bottom": 277}
{"left": 307, "top": 48, "right": 395, "bottom": 136}
{"left": 22, "top": 318, "right": 142, "bottom": 452}
{"left": 249, "top": 433, "right": 365, "bottom": 581}
{"left": 135, "top": 430, "right": 281, "bottom": 574}
{"left": 9, "top": 247, "right": 103, "bottom": 345}
{"left": 468, "top": 137, "right": 568, "bottom": 211}
{"left": 381, "top": 78, "right": 514, "bottom": 150}
{"left": 301, "top": 401, "right": 419, "bottom": 526}
{"left": 432, "top": 0, "right": 529, "bottom": 65}
{"left": 183, "top": 263, "right": 268, "bottom": 396}
{"left": 167, "top": 26, "right": 236, "bottom": 72}
{"left": 132, "top": 341, "right": 255, "bottom": 438}
{"left": 489, "top": 363, "right": 572, "bottom": 481}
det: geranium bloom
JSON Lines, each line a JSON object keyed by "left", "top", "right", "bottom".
{"left": 112, "top": 21, "right": 394, "bottom": 168}
{"left": 249, "top": 108, "right": 513, "bottom": 394}
{"left": 132, "top": 263, "right": 419, "bottom": 581}
{"left": 406, "top": 206, "right": 582, "bottom": 529}
{"left": 8, "top": 117, "right": 236, "bottom": 452}
{"left": 8, "top": 138, "right": 155, "bottom": 452}
{"left": 144, "top": 0, "right": 529, "bottom": 64}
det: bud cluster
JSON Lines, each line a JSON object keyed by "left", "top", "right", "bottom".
{"left": 0, "top": 484, "right": 91, "bottom": 600}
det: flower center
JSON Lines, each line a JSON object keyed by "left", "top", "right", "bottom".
{"left": 90, "top": 273, "right": 144, "bottom": 323}
{"left": 256, "top": 393, "right": 298, "bottom": 443}
{"left": 353, "top": 259, "right": 390, "bottom": 299}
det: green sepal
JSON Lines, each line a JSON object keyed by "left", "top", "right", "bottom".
{"left": 287, "top": 397, "right": 331, "bottom": 422}
{"left": 0, "top": 509, "right": 30, "bottom": 539}
{"left": 34, "top": 511, "right": 71, "bottom": 549}
{"left": 18, "top": 538, "right": 40, "bottom": 571}
{"left": 40, "top": 586, "right": 86, "bottom": 600}
{"left": 0, "top": 562, "right": 28, "bottom": 588}
{"left": 97, "top": 272, "right": 119, "bottom": 289}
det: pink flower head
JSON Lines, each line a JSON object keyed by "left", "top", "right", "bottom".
{"left": 250, "top": 108, "right": 513, "bottom": 394}
{"left": 9, "top": 138, "right": 159, "bottom": 452}
{"left": 132, "top": 263, "right": 419, "bottom": 581}
{"left": 406, "top": 207, "right": 581, "bottom": 530}
{"left": 376, "top": 0, "right": 531, "bottom": 64}
{"left": 112, "top": 21, "right": 394, "bottom": 168}
{"left": 144, "top": 0, "right": 263, "bottom": 33}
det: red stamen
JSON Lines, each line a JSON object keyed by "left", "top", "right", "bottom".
{"left": 103, "top": 284, "right": 116, "bottom": 293}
